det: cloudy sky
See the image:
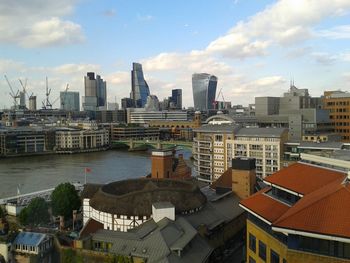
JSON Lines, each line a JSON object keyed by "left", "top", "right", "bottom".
{"left": 1, "top": 0, "right": 350, "bottom": 109}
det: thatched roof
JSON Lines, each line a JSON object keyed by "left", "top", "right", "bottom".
{"left": 88, "top": 178, "right": 207, "bottom": 216}
{"left": 80, "top": 183, "right": 103, "bottom": 199}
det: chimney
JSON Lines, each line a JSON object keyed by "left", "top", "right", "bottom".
{"left": 151, "top": 149, "right": 174, "bottom": 179}
{"left": 231, "top": 158, "right": 256, "bottom": 199}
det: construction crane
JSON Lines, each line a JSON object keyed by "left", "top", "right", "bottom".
{"left": 212, "top": 87, "right": 226, "bottom": 109}
{"left": 18, "top": 78, "right": 28, "bottom": 109}
{"left": 51, "top": 84, "right": 69, "bottom": 109}
{"left": 42, "top": 77, "right": 52, "bottom": 110}
{"left": 4, "top": 75, "right": 20, "bottom": 110}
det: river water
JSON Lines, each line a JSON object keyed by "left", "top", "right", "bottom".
{"left": 0, "top": 149, "right": 192, "bottom": 198}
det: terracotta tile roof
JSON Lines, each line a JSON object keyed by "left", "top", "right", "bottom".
{"left": 264, "top": 163, "right": 345, "bottom": 195}
{"left": 239, "top": 187, "right": 290, "bottom": 224}
{"left": 211, "top": 168, "right": 232, "bottom": 190}
{"left": 274, "top": 178, "right": 350, "bottom": 239}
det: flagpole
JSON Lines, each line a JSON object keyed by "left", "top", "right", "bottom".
{"left": 84, "top": 168, "right": 87, "bottom": 185}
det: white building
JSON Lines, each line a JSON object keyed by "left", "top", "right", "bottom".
{"left": 193, "top": 116, "right": 288, "bottom": 182}
{"left": 55, "top": 128, "right": 109, "bottom": 152}
{"left": 127, "top": 108, "right": 188, "bottom": 124}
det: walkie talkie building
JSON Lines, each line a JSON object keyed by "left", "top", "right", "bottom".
{"left": 192, "top": 73, "right": 217, "bottom": 111}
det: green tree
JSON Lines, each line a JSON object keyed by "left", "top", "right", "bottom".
{"left": 19, "top": 197, "right": 50, "bottom": 226}
{"left": 0, "top": 206, "right": 4, "bottom": 218}
{"left": 51, "top": 183, "right": 81, "bottom": 218}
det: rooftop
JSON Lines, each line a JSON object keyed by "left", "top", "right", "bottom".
{"left": 264, "top": 162, "right": 345, "bottom": 195}
{"left": 91, "top": 216, "right": 212, "bottom": 263}
{"left": 13, "top": 232, "right": 47, "bottom": 247}
{"left": 240, "top": 162, "right": 350, "bottom": 240}
{"left": 235, "top": 127, "right": 287, "bottom": 138}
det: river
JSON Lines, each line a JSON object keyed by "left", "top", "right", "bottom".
{"left": 0, "top": 149, "right": 193, "bottom": 198}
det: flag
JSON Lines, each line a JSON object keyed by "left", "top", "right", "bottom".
{"left": 85, "top": 167, "right": 91, "bottom": 173}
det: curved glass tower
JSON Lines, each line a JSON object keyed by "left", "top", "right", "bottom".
{"left": 131, "top": 63, "right": 150, "bottom": 108}
{"left": 192, "top": 73, "right": 218, "bottom": 111}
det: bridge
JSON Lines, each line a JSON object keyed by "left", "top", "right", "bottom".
{"left": 0, "top": 183, "right": 84, "bottom": 206}
{"left": 112, "top": 139, "right": 193, "bottom": 151}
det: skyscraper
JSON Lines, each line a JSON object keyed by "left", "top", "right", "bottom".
{"left": 60, "top": 91, "right": 80, "bottom": 111}
{"left": 171, "top": 89, "right": 182, "bottom": 109}
{"left": 130, "top": 63, "right": 150, "bottom": 108}
{"left": 192, "top": 73, "right": 217, "bottom": 111}
{"left": 83, "top": 72, "right": 107, "bottom": 111}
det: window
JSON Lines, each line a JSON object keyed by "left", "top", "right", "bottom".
{"left": 283, "top": 259, "right": 287, "bottom": 263}
{"left": 270, "top": 249, "right": 280, "bottom": 263}
{"left": 259, "top": 241, "right": 267, "bottom": 261}
{"left": 249, "top": 256, "right": 256, "bottom": 263}
{"left": 249, "top": 233, "right": 256, "bottom": 252}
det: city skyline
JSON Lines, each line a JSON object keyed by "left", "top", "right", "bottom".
{"left": 1, "top": 0, "right": 350, "bottom": 109}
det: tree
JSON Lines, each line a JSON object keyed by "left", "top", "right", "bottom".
{"left": 51, "top": 183, "right": 81, "bottom": 218}
{"left": 0, "top": 206, "right": 4, "bottom": 219}
{"left": 19, "top": 197, "right": 50, "bottom": 226}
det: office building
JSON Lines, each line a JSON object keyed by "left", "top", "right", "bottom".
{"left": 130, "top": 63, "right": 150, "bottom": 108}
{"left": 28, "top": 96, "right": 37, "bottom": 111}
{"left": 192, "top": 73, "right": 217, "bottom": 111}
{"left": 254, "top": 84, "right": 332, "bottom": 140}
{"left": 121, "top": 97, "right": 134, "bottom": 109}
{"left": 55, "top": 128, "right": 109, "bottom": 153}
{"left": 60, "top": 91, "right": 80, "bottom": 111}
{"left": 83, "top": 72, "right": 107, "bottom": 111}
{"left": 171, "top": 89, "right": 182, "bottom": 109}
{"left": 240, "top": 162, "right": 350, "bottom": 263}
{"left": 127, "top": 108, "right": 188, "bottom": 124}
{"left": 323, "top": 90, "right": 350, "bottom": 142}
{"left": 111, "top": 125, "right": 160, "bottom": 141}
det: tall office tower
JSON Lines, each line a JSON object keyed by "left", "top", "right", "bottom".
{"left": 130, "top": 63, "right": 150, "bottom": 108}
{"left": 192, "top": 73, "right": 217, "bottom": 111}
{"left": 60, "top": 91, "right": 80, "bottom": 111}
{"left": 28, "top": 96, "right": 37, "bottom": 111}
{"left": 19, "top": 91, "right": 26, "bottom": 109}
{"left": 83, "top": 72, "right": 107, "bottom": 111}
{"left": 171, "top": 89, "right": 182, "bottom": 109}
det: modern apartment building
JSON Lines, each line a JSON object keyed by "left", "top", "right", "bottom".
{"left": 193, "top": 124, "right": 287, "bottom": 182}
{"left": 240, "top": 162, "right": 350, "bottom": 263}
{"left": 323, "top": 90, "right": 350, "bottom": 142}
{"left": 192, "top": 73, "right": 217, "bottom": 111}
{"left": 227, "top": 127, "right": 288, "bottom": 179}
{"left": 130, "top": 62, "right": 150, "bottom": 108}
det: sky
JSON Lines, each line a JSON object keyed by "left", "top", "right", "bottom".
{"left": 1, "top": 0, "right": 350, "bottom": 109}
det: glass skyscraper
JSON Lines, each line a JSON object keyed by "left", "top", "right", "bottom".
{"left": 83, "top": 72, "right": 107, "bottom": 111}
{"left": 131, "top": 63, "right": 150, "bottom": 108}
{"left": 171, "top": 89, "right": 182, "bottom": 109}
{"left": 60, "top": 91, "right": 80, "bottom": 111}
{"left": 192, "top": 73, "right": 218, "bottom": 111}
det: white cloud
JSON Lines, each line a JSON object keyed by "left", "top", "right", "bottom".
{"left": 311, "top": 52, "right": 338, "bottom": 65}
{"left": 317, "top": 25, "right": 350, "bottom": 39}
{"left": 137, "top": 14, "right": 154, "bottom": 21}
{"left": 207, "top": 0, "right": 350, "bottom": 59}
{"left": 0, "top": 0, "right": 84, "bottom": 48}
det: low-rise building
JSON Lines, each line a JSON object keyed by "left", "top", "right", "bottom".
{"left": 13, "top": 232, "right": 52, "bottom": 262}
{"left": 110, "top": 125, "right": 159, "bottom": 141}
{"left": 127, "top": 109, "right": 188, "bottom": 124}
{"left": 0, "top": 128, "right": 55, "bottom": 157}
{"left": 55, "top": 128, "right": 109, "bottom": 153}
{"left": 240, "top": 162, "right": 350, "bottom": 263}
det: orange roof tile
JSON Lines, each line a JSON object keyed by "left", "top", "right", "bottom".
{"left": 264, "top": 163, "right": 345, "bottom": 195}
{"left": 274, "top": 178, "right": 350, "bottom": 239}
{"left": 240, "top": 187, "right": 290, "bottom": 224}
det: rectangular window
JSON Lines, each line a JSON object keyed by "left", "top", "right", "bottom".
{"left": 249, "top": 233, "right": 256, "bottom": 253}
{"left": 259, "top": 240, "right": 267, "bottom": 261}
{"left": 270, "top": 249, "right": 280, "bottom": 263}
{"left": 249, "top": 256, "right": 256, "bottom": 263}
